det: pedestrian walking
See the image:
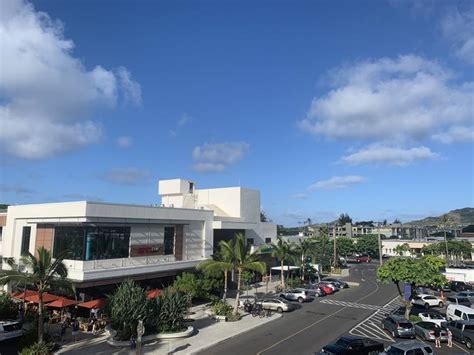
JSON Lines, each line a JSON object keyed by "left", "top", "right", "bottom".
{"left": 434, "top": 325, "right": 441, "bottom": 348}
{"left": 447, "top": 328, "right": 453, "bottom": 348}
{"left": 71, "top": 318, "right": 80, "bottom": 342}
{"left": 60, "top": 318, "right": 68, "bottom": 341}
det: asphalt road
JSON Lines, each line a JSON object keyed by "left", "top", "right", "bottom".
{"left": 200, "top": 263, "right": 399, "bottom": 355}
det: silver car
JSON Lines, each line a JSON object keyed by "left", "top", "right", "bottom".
{"left": 261, "top": 298, "right": 294, "bottom": 312}
{"left": 279, "top": 288, "right": 313, "bottom": 303}
{"left": 414, "top": 321, "right": 448, "bottom": 342}
{"left": 382, "top": 315, "right": 415, "bottom": 339}
{"left": 382, "top": 340, "right": 433, "bottom": 355}
{"left": 295, "top": 287, "right": 317, "bottom": 297}
{"left": 457, "top": 291, "right": 474, "bottom": 303}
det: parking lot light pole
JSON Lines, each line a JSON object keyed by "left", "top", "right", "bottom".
{"left": 377, "top": 223, "right": 382, "bottom": 266}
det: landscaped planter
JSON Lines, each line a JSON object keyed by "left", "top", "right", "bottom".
{"left": 105, "top": 325, "right": 194, "bottom": 346}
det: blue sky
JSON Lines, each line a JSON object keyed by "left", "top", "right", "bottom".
{"left": 0, "top": 0, "right": 473, "bottom": 226}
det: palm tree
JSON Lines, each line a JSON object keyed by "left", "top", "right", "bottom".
{"left": 439, "top": 214, "right": 455, "bottom": 263}
{"left": 0, "top": 247, "right": 73, "bottom": 343}
{"left": 271, "top": 236, "right": 292, "bottom": 288}
{"left": 294, "top": 239, "right": 313, "bottom": 281}
{"left": 227, "top": 234, "right": 266, "bottom": 315}
{"left": 197, "top": 240, "right": 234, "bottom": 301}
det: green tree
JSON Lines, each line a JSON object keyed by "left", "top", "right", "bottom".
{"left": 0, "top": 293, "right": 17, "bottom": 319}
{"left": 155, "top": 288, "right": 188, "bottom": 333}
{"left": 227, "top": 234, "right": 266, "bottom": 315}
{"left": 338, "top": 213, "right": 352, "bottom": 225}
{"left": 336, "top": 237, "right": 354, "bottom": 258}
{"left": 108, "top": 279, "right": 152, "bottom": 340}
{"left": 355, "top": 234, "right": 380, "bottom": 257}
{"left": 309, "top": 236, "right": 333, "bottom": 272}
{"left": 271, "top": 237, "right": 292, "bottom": 288}
{"left": 377, "top": 256, "right": 447, "bottom": 318}
{"left": 0, "top": 247, "right": 73, "bottom": 343}
{"left": 394, "top": 243, "right": 411, "bottom": 256}
{"left": 197, "top": 240, "right": 234, "bottom": 300}
{"left": 293, "top": 239, "right": 314, "bottom": 281}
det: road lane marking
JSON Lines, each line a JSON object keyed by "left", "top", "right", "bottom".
{"left": 257, "top": 269, "right": 383, "bottom": 355}
{"left": 320, "top": 299, "right": 385, "bottom": 311}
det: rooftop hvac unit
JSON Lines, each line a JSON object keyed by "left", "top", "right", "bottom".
{"left": 170, "top": 204, "right": 174, "bottom": 208}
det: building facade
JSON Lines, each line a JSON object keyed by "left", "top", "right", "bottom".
{"left": 0, "top": 179, "right": 276, "bottom": 290}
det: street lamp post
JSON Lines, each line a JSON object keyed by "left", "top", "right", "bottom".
{"left": 377, "top": 223, "right": 383, "bottom": 266}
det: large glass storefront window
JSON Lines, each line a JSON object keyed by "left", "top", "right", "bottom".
{"left": 53, "top": 226, "right": 130, "bottom": 260}
{"left": 164, "top": 227, "right": 174, "bottom": 255}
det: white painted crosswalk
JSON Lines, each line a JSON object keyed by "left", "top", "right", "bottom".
{"left": 319, "top": 299, "right": 387, "bottom": 311}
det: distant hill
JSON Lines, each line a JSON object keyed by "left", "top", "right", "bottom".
{"left": 405, "top": 207, "right": 474, "bottom": 226}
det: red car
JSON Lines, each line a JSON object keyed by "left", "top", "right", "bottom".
{"left": 318, "top": 284, "right": 334, "bottom": 295}
{"left": 356, "top": 255, "right": 371, "bottom": 263}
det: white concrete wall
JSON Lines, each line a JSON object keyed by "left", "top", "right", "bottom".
{"left": 240, "top": 188, "right": 260, "bottom": 223}
{"left": 197, "top": 187, "right": 242, "bottom": 218}
{"left": 444, "top": 268, "right": 474, "bottom": 283}
{"left": 158, "top": 179, "right": 194, "bottom": 196}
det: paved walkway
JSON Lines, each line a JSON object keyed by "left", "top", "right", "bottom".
{"left": 57, "top": 281, "right": 283, "bottom": 355}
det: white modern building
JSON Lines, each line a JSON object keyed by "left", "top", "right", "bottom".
{"left": 0, "top": 179, "right": 276, "bottom": 291}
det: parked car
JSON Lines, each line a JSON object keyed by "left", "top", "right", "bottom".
{"left": 261, "top": 298, "right": 294, "bottom": 313}
{"left": 446, "top": 296, "right": 472, "bottom": 307}
{"left": 356, "top": 254, "right": 371, "bottom": 263}
{"left": 319, "top": 281, "right": 339, "bottom": 292}
{"left": 279, "top": 288, "right": 313, "bottom": 303}
{"left": 322, "top": 277, "right": 349, "bottom": 289}
{"left": 411, "top": 294, "right": 444, "bottom": 308}
{"left": 0, "top": 320, "right": 23, "bottom": 342}
{"left": 304, "top": 283, "right": 326, "bottom": 297}
{"left": 381, "top": 340, "right": 433, "bottom": 355}
{"left": 457, "top": 291, "right": 474, "bottom": 303}
{"left": 431, "top": 283, "right": 451, "bottom": 292}
{"left": 318, "top": 283, "right": 334, "bottom": 295}
{"left": 381, "top": 315, "right": 415, "bottom": 339}
{"left": 418, "top": 312, "right": 447, "bottom": 327}
{"left": 382, "top": 254, "right": 391, "bottom": 259}
{"left": 296, "top": 287, "right": 317, "bottom": 297}
{"left": 450, "top": 281, "right": 473, "bottom": 292}
{"left": 319, "top": 335, "right": 384, "bottom": 354}
{"left": 447, "top": 304, "right": 474, "bottom": 321}
{"left": 414, "top": 321, "right": 448, "bottom": 342}
{"left": 447, "top": 320, "right": 474, "bottom": 349}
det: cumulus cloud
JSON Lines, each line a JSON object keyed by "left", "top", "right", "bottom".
{"left": 192, "top": 142, "right": 249, "bottom": 172}
{"left": 116, "top": 136, "right": 133, "bottom": 148}
{"left": 308, "top": 176, "right": 366, "bottom": 191}
{"left": 441, "top": 6, "right": 474, "bottom": 64}
{"left": 340, "top": 144, "right": 439, "bottom": 166}
{"left": 289, "top": 193, "right": 308, "bottom": 200}
{"left": 299, "top": 55, "right": 473, "bottom": 143}
{"left": 169, "top": 113, "right": 193, "bottom": 137}
{"left": 0, "top": 0, "right": 141, "bottom": 159}
{"left": 432, "top": 126, "right": 474, "bottom": 144}
{"left": 100, "top": 167, "right": 150, "bottom": 185}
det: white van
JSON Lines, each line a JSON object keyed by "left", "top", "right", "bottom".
{"left": 446, "top": 304, "right": 474, "bottom": 321}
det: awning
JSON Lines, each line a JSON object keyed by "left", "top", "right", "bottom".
{"left": 77, "top": 298, "right": 106, "bottom": 309}
{"left": 12, "top": 290, "right": 37, "bottom": 300}
{"left": 47, "top": 297, "right": 77, "bottom": 308}
{"left": 270, "top": 266, "right": 300, "bottom": 271}
{"left": 25, "top": 293, "right": 61, "bottom": 304}
{"left": 146, "top": 289, "right": 162, "bottom": 299}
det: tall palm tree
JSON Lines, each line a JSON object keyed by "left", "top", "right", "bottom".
{"left": 271, "top": 236, "right": 292, "bottom": 288}
{"left": 227, "top": 234, "right": 266, "bottom": 315}
{"left": 294, "top": 239, "right": 313, "bottom": 281}
{"left": 197, "top": 240, "right": 234, "bottom": 300}
{"left": 0, "top": 247, "right": 73, "bottom": 343}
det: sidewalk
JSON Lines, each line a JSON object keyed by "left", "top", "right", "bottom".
{"left": 57, "top": 281, "right": 283, "bottom": 355}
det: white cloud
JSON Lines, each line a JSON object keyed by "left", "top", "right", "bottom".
{"left": 308, "top": 176, "right": 366, "bottom": 191}
{"left": 432, "top": 126, "right": 474, "bottom": 144}
{"left": 0, "top": 0, "right": 141, "bottom": 159}
{"left": 290, "top": 193, "right": 308, "bottom": 200}
{"left": 340, "top": 144, "right": 439, "bottom": 166}
{"left": 441, "top": 6, "right": 474, "bottom": 64}
{"left": 116, "top": 136, "right": 133, "bottom": 148}
{"left": 0, "top": 184, "right": 35, "bottom": 195}
{"left": 192, "top": 142, "right": 249, "bottom": 172}
{"left": 299, "top": 55, "right": 473, "bottom": 143}
{"left": 116, "top": 67, "right": 142, "bottom": 105}
{"left": 100, "top": 167, "right": 150, "bottom": 185}
{"left": 169, "top": 113, "right": 193, "bottom": 137}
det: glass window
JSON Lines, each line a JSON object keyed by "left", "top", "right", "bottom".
{"left": 21, "top": 226, "right": 31, "bottom": 255}
{"left": 53, "top": 226, "right": 85, "bottom": 260}
{"left": 265, "top": 238, "right": 271, "bottom": 243}
{"left": 164, "top": 227, "right": 174, "bottom": 255}
{"left": 247, "top": 238, "right": 254, "bottom": 246}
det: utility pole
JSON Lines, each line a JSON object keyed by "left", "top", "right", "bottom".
{"left": 377, "top": 223, "right": 382, "bottom": 266}
{"left": 333, "top": 225, "right": 337, "bottom": 268}
{"left": 444, "top": 230, "right": 449, "bottom": 265}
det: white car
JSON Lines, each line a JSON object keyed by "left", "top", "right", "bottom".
{"left": 411, "top": 294, "right": 444, "bottom": 308}
{"left": 418, "top": 312, "right": 447, "bottom": 327}
{"left": 0, "top": 320, "right": 23, "bottom": 342}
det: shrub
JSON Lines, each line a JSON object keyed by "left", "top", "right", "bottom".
{"left": 19, "top": 342, "right": 53, "bottom": 355}
{"left": 108, "top": 280, "right": 155, "bottom": 340}
{"left": 211, "top": 299, "right": 232, "bottom": 317}
{"left": 173, "top": 272, "right": 222, "bottom": 302}
{"left": 409, "top": 315, "right": 422, "bottom": 322}
{"left": 0, "top": 292, "right": 17, "bottom": 320}
{"left": 226, "top": 312, "right": 241, "bottom": 322}
{"left": 155, "top": 287, "right": 188, "bottom": 333}
{"left": 286, "top": 277, "right": 303, "bottom": 288}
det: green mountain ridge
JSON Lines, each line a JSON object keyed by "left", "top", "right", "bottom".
{"left": 405, "top": 207, "right": 474, "bottom": 226}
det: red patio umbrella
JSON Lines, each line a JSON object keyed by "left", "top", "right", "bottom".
{"left": 77, "top": 298, "right": 106, "bottom": 309}
{"left": 12, "top": 290, "right": 37, "bottom": 300}
{"left": 147, "top": 289, "right": 162, "bottom": 299}
{"left": 46, "top": 297, "right": 77, "bottom": 308}
{"left": 25, "top": 293, "right": 60, "bottom": 304}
